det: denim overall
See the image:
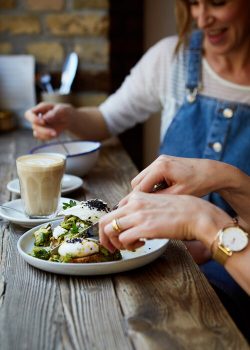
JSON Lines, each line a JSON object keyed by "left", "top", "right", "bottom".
{"left": 160, "top": 31, "right": 250, "bottom": 341}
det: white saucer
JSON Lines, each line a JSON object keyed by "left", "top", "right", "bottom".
{"left": 0, "top": 197, "right": 79, "bottom": 228}
{"left": 7, "top": 174, "right": 83, "bottom": 195}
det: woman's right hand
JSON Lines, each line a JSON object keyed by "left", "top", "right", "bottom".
{"left": 25, "top": 102, "right": 76, "bottom": 140}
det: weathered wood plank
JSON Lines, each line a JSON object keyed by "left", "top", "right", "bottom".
{"left": 114, "top": 241, "right": 249, "bottom": 350}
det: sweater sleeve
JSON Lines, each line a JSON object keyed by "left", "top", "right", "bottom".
{"left": 99, "top": 36, "right": 178, "bottom": 135}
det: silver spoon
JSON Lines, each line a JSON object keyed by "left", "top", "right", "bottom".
{"left": 57, "top": 138, "right": 71, "bottom": 156}
{"left": 37, "top": 113, "right": 70, "bottom": 155}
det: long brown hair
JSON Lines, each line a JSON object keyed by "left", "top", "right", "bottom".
{"left": 175, "top": 0, "right": 194, "bottom": 52}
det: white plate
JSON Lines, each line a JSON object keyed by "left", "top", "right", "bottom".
{"left": 7, "top": 174, "right": 83, "bottom": 195}
{"left": 17, "top": 219, "right": 169, "bottom": 275}
{"left": 0, "top": 198, "right": 79, "bottom": 228}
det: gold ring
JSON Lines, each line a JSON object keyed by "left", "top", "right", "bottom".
{"left": 112, "top": 218, "right": 122, "bottom": 233}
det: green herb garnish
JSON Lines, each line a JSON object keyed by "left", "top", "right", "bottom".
{"left": 70, "top": 223, "right": 79, "bottom": 234}
{"left": 63, "top": 200, "right": 77, "bottom": 210}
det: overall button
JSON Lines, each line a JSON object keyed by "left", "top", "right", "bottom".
{"left": 223, "top": 108, "right": 234, "bottom": 118}
{"left": 187, "top": 94, "right": 196, "bottom": 103}
{"left": 186, "top": 88, "right": 198, "bottom": 104}
{"left": 212, "top": 142, "right": 222, "bottom": 153}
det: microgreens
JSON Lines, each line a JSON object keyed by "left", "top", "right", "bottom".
{"left": 62, "top": 200, "right": 77, "bottom": 210}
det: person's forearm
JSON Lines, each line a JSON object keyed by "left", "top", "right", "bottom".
{"left": 68, "top": 107, "right": 111, "bottom": 140}
{"left": 225, "top": 244, "right": 250, "bottom": 295}
{"left": 217, "top": 166, "right": 250, "bottom": 229}
{"left": 210, "top": 229, "right": 250, "bottom": 295}
{"left": 196, "top": 205, "right": 250, "bottom": 295}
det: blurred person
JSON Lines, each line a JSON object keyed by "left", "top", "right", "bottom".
{"left": 25, "top": 1, "right": 250, "bottom": 254}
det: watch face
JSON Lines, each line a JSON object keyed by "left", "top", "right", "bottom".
{"left": 220, "top": 227, "right": 248, "bottom": 252}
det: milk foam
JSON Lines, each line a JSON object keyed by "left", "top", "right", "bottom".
{"left": 18, "top": 154, "right": 64, "bottom": 167}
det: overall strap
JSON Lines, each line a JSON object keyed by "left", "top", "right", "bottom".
{"left": 186, "top": 30, "right": 203, "bottom": 94}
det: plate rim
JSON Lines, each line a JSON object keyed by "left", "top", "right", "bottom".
{"left": 17, "top": 219, "right": 169, "bottom": 275}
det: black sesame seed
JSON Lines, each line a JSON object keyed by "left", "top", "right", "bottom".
{"left": 85, "top": 199, "right": 110, "bottom": 213}
{"left": 66, "top": 238, "right": 83, "bottom": 244}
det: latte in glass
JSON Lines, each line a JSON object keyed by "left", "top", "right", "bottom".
{"left": 16, "top": 153, "right": 65, "bottom": 218}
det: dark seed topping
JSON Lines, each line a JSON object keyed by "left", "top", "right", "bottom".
{"left": 82, "top": 199, "right": 110, "bottom": 213}
{"left": 66, "top": 238, "right": 83, "bottom": 244}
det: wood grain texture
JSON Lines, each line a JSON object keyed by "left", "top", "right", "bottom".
{"left": 0, "top": 130, "right": 249, "bottom": 350}
{"left": 115, "top": 241, "right": 249, "bottom": 350}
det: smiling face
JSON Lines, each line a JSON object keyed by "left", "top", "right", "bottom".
{"left": 189, "top": 0, "right": 250, "bottom": 56}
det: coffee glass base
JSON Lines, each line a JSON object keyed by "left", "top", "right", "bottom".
{"left": 27, "top": 212, "right": 58, "bottom": 220}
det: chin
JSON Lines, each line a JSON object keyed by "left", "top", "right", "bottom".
{"left": 205, "top": 40, "right": 235, "bottom": 57}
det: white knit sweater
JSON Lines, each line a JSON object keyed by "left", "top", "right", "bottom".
{"left": 100, "top": 35, "right": 250, "bottom": 141}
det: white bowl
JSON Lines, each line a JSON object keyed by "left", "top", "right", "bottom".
{"left": 30, "top": 140, "right": 101, "bottom": 177}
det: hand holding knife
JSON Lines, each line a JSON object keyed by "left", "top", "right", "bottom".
{"left": 50, "top": 181, "right": 168, "bottom": 254}
{"left": 82, "top": 181, "right": 168, "bottom": 240}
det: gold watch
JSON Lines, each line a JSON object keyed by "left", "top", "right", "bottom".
{"left": 212, "top": 221, "right": 249, "bottom": 265}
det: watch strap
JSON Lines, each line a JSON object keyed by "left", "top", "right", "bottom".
{"left": 212, "top": 241, "right": 232, "bottom": 265}
{"left": 211, "top": 217, "right": 242, "bottom": 266}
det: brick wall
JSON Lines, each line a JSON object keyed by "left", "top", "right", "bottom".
{"left": 0, "top": 0, "right": 144, "bottom": 168}
{"left": 0, "top": 0, "right": 110, "bottom": 104}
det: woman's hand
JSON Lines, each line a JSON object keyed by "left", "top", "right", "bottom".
{"left": 131, "top": 155, "right": 231, "bottom": 198}
{"left": 25, "top": 102, "right": 75, "bottom": 140}
{"left": 99, "top": 191, "right": 230, "bottom": 252}
{"left": 127, "top": 156, "right": 243, "bottom": 264}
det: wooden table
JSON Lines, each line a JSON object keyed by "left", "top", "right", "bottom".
{"left": 0, "top": 130, "right": 248, "bottom": 350}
